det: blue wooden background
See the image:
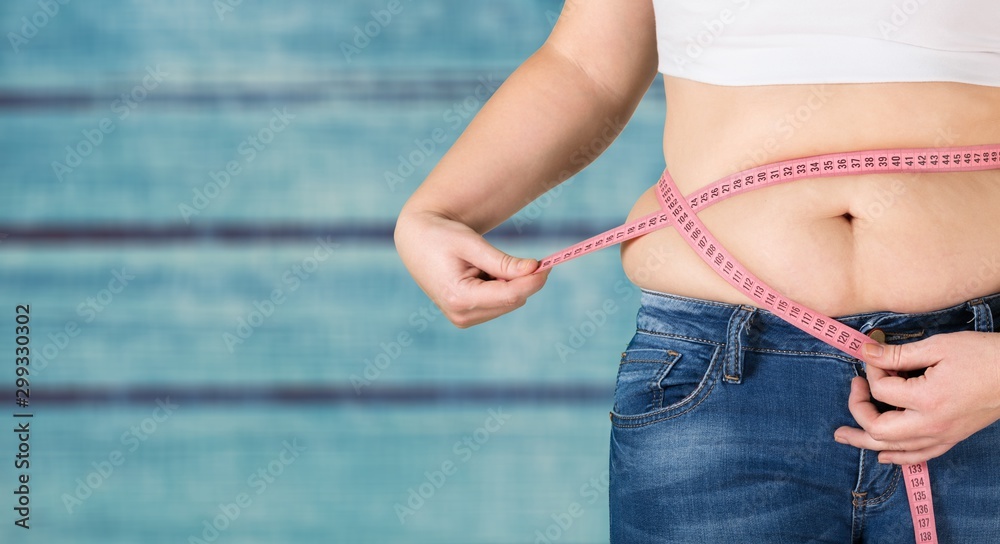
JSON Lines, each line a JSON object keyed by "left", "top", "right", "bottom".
{"left": 0, "top": 1, "right": 666, "bottom": 542}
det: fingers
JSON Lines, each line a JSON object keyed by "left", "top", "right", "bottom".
{"left": 863, "top": 365, "right": 923, "bottom": 410}
{"left": 432, "top": 234, "right": 550, "bottom": 327}
{"left": 845, "top": 376, "right": 886, "bottom": 426}
{"left": 847, "top": 377, "right": 923, "bottom": 439}
{"left": 835, "top": 420, "right": 950, "bottom": 464}
{"left": 395, "top": 212, "right": 553, "bottom": 328}
{"left": 833, "top": 332, "right": 993, "bottom": 465}
{"left": 459, "top": 234, "right": 540, "bottom": 281}
{"left": 441, "top": 269, "right": 550, "bottom": 328}
{"left": 834, "top": 377, "right": 943, "bottom": 462}
{"left": 863, "top": 336, "right": 941, "bottom": 372}
{"left": 876, "top": 444, "right": 953, "bottom": 466}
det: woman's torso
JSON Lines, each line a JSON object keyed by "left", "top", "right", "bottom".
{"left": 621, "top": 78, "right": 1000, "bottom": 316}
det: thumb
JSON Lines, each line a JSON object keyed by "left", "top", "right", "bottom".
{"left": 460, "top": 235, "right": 538, "bottom": 280}
{"left": 862, "top": 339, "right": 936, "bottom": 372}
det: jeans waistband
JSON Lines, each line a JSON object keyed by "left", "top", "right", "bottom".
{"left": 636, "top": 289, "right": 1000, "bottom": 363}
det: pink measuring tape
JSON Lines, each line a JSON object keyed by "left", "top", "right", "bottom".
{"left": 534, "top": 144, "right": 1000, "bottom": 543}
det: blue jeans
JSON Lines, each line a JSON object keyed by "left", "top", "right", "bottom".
{"left": 609, "top": 290, "right": 1000, "bottom": 543}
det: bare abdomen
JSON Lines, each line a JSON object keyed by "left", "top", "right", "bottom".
{"left": 621, "top": 78, "right": 1000, "bottom": 315}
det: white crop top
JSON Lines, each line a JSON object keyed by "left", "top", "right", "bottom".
{"left": 652, "top": 0, "right": 1000, "bottom": 86}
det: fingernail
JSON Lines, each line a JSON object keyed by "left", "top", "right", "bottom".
{"left": 864, "top": 342, "right": 884, "bottom": 358}
{"left": 517, "top": 259, "right": 531, "bottom": 272}
{"left": 834, "top": 433, "right": 847, "bottom": 444}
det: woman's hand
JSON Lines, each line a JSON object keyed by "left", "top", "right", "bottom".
{"left": 834, "top": 331, "right": 1000, "bottom": 464}
{"left": 394, "top": 210, "right": 549, "bottom": 328}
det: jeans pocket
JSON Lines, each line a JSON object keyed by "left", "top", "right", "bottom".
{"left": 611, "top": 332, "right": 722, "bottom": 427}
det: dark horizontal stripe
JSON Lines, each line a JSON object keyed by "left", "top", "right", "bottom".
{"left": 0, "top": 73, "right": 664, "bottom": 109}
{"left": 0, "top": 221, "right": 617, "bottom": 244}
{"left": 0, "top": 75, "right": 511, "bottom": 108}
{"left": 2, "top": 384, "right": 611, "bottom": 406}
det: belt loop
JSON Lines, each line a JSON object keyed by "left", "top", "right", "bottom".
{"left": 968, "top": 298, "right": 994, "bottom": 333}
{"left": 723, "top": 306, "right": 756, "bottom": 384}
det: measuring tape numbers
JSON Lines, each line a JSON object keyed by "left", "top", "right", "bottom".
{"left": 533, "top": 143, "right": 1000, "bottom": 543}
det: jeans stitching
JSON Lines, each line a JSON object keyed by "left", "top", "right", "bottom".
{"left": 620, "top": 358, "right": 674, "bottom": 364}
{"left": 651, "top": 362, "right": 672, "bottom": 409}
{"left": 861, "top": 465, "right": 901, "bottom": 507}
{"left": 609, "top": 384, "right": 716, "bottom": 428}
{"left": 610, "top": 346, "right": 722, "bottom": 428}
{"left": 635, "top": 328, "right": 724, "bottom": 346}
{"left": 640, "top": 288, "right": 740, "bottom": 308}
{"left": 724, "top": 309, "right": 742, "bottom": 382}
{"left": 744, "top": 346, "right": 859, "bottom": 364}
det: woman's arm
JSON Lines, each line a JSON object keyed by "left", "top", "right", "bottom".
{"left": 395, "top": 0, "right": 658, "bottom": 327}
